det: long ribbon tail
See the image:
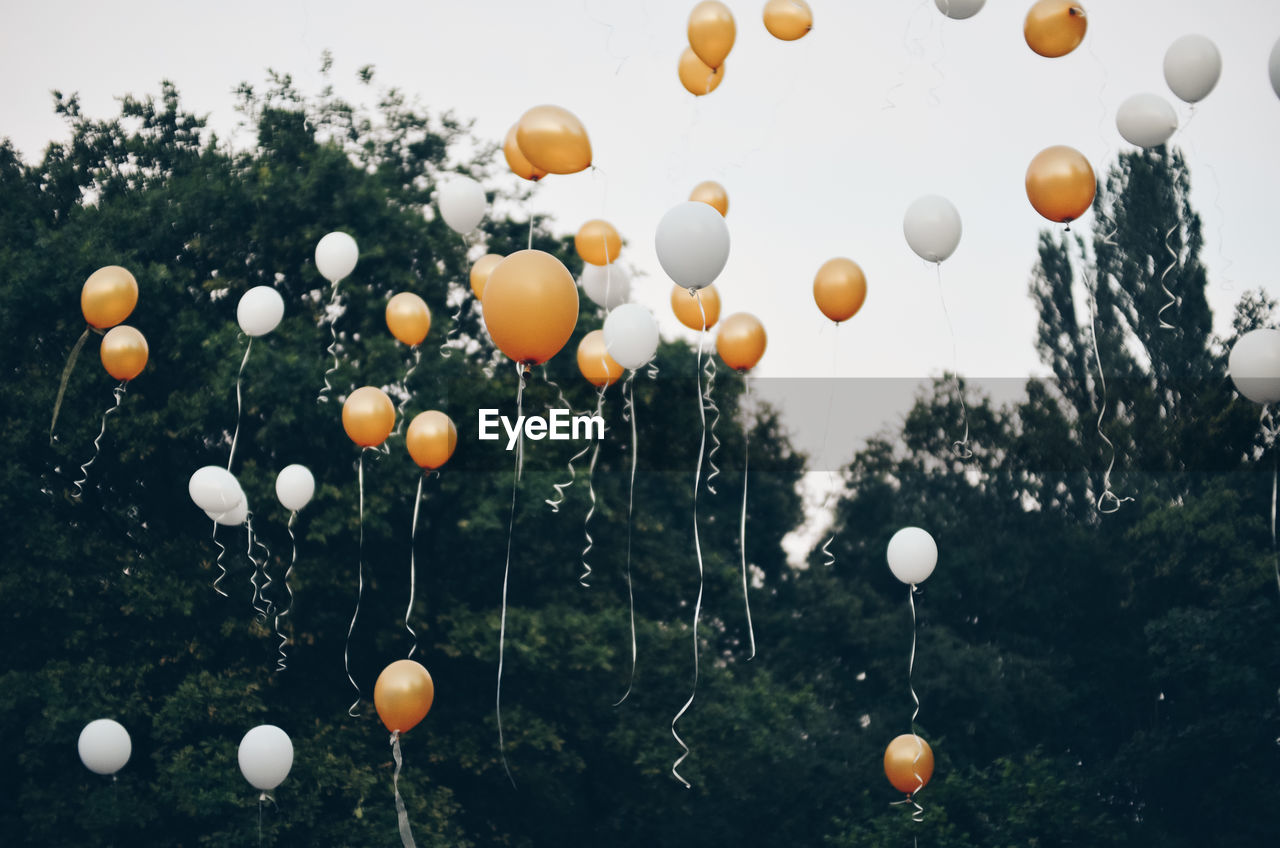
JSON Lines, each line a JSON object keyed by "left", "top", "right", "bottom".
{"left": 908, "top": 585, "right": 925, "bottom": 821}
{"left": 1264, "top": 407, "right": 1280, "bottom": 601}
{"left": 318, "top": 280, "right": 342, "bottom": 403}
{"left": 72, "top": 383, "right": 126, "bottom": 500}
{"left": 496, "top": 364, "right": 526, "bottom": 788}
{"left": 819, "top": 327, "right": 841, "bottom": 566}
{"left": 275, "top": 511, "right": 297, "bottom": 672}
{"left": 1082, "top": 235, "right": 1133, "bottom": 514}
{"left": 390, "top": 731, "right": 419, "bottom": 848}
{"left": 1157, "top": 213, "right": 1181, "bottom": 330}
{"left": 406, "top": 474, "right": 424, "bottom": 659}
{"left": 439, "top": 295, "right": 463, "bottom": 360}
{"left": 739, "top": 376, "right": 756, "bottom": 660}
{"left": 212, "top": 519, "right": 229, "bottom": 597}
{"left": 252, "top": 513, "right": 274, "bottom": 616}
{"left": 228, "top": 338, "right": 252, "bottom": 471}
{"left": 935, "top": 263, "right": 972, "bottom": 459}
{"left": 345, "top": 449, "right": 369, "bottom": 716}
{"left": 579, "top": 437, "right": 603, "bottom": 588}
{"left": 50, "top": 327, "right": 91, "bottom": 445}
{"left": 394, "top": 346, "right": 423, "bottom": 435}
{"left": 247, "top": 514, "right": 271, "bottom": 622}
{"left": 545, "top": 376, "right": 598, "bottom": 514}
{"left": 614, "top": 372, "right": 639, "bottom": 706}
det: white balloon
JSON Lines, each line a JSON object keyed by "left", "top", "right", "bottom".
{"left": 436, "top": 177, "right": 487, "bottom": 234}
{"left": 275, "top": 464, "right": 315, "bottom": 512}
{"left": 603, "top": 303, "right": 660, "bottom": 371}
{"left": 236, "top": 286, "right": 285, "bottom": 337}
{"left": 903, "top": 195, "right": 962, "bottom": 264}
{"left": 238, "top": 725, "right": 294, "bottom": 792}
{"left": 189, "top": 466, "right": 244, "bottom": 514}
{"left": 78, "top": 719, "right": 131, "bottom": 776}
{"left": 207, "top": 495, "right": 248, "bottom": 527}
{"left": 315, "top": 232, "right": 358, "bottom": 283}
{"left": 1163, "top": 35, "right": 1222, "bottom": 104}
{"left": 886, "top": 526, "right": 938, "bottom": 586}
{"left": 580, "top": 262, "right": 632, "bottom": 310}
{"left": 934, "top": 0, "right": 984, "bottom": 20}
{"left": 1115, "top": 93, "right": 1179, "bottom": 149}
{"left": 1228, "top": 328, "right": 1280, "bottom": 404}
{"left": 655, "top": 201, "right": 730, "bottom": 290}
{"left": 1269, "top": 36, "right": 1280, "bottom": 100}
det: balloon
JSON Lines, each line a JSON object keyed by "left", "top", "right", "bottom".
{"left": 1024, "top": 0, "right": 1086, "bottom": 58}
{"left": 315, "top": 231, "right": 358, "bottom": 283}
{"left": 503, "top": 124, "right": 546, "bottom": 182}
{"left": 208, "top": 496, "right": 249, "bottom": 527}
{"left": 436, "top": 177, "right": 487, "bottom": 234}
{"left": 78, "top": 719, "right": 131, "bottom": 776}
{"left": 100, "top": 325, "right": 148, "bottom": 381}
{"left": 678, "top": 47, "right": 724, "bottom": 96}
{"left": 482, "top": 250, "right": 579, "bottom": 365}
{"left": 671, "top": 283, "right": 721, "bottom": 331}
{"left": 689, "top": 180, "right": 729, "bottom": 217}
{"left": 407, "top": 410, "right": 458, "bottom": 470}
{"left": 577, "top": 329, "right": 625, "bottom": 387}
{"left": 655, "top": 201, "right": 731, "bottom": 290}
{"left": 1164, "top": 35, "right": 1222, "bottom": 104}
{"left": 688, "top": 0, "right": 735, "bottom": 69}
{"left": 1115, "top": 93, "right": 1178, "bottom": 149}
{"left": 470, "top": 254, "right": 504, "bottom": 299}
{"left": 1270, "top": 37, "right": 1280, "bottom": 100}
{"left": 887, "top": 526, "right": 937, "bottom": 585}
{"left": 575, "top": 219, "right": 622, "bottom": 266}
{"left": 604, "top": 303, "right": 660, "bottom": 371}
{"left": 237, "top": 286, "right": 285, "bottom": 337}
{"left": 903, "top": 195, "right": 962, "bottom": 263}
{"left": 1228, "top": 329, "right": 1280, "bottom": 404}
{"left": 386, "top": 292, "right": 431, "bottom": 346}
{"left": 275, "top": 464, "right": 315, "bottom": 512}
{"left": 716, "top": 312, "right": 766, "bottom": 372}
{"left": 238, "top": 725, "right": 294, "bottom": 791}
{"left": 515, "top": 105, "right": 592, "bottom": 176}
{"left": 763, "top": 0, "right": 812, "bottom": 40}
{"left": 342, "top": 386, "right": 395, "bottom": 447}
{"left": 81, "top": 266, "right": 139, "bottom": 329}
{"left": 813, "top": 258, "right": 868, "bottom": 323}
{"left": 374, "top": 659, "right": 435, "bottom": 734}
{"left": 884, "top": 734, "right": 934, "bottom": 795}
{"left": 580, "top": 262, "right": 632, "bottom": 311}
{"left": 189, "top": 466, "right": 244, "bottom": 514}
{"left": 1026, "top": 145, "right": 1095, "bottom": 224}
{"left": 935, "top": 0, "right": 984, "bottom": 19}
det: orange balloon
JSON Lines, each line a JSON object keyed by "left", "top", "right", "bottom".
{"left": 1025, "top": 145, "right": 1096, "bottom": 224}
{"left": 671, "top": 284, "right": 721, "bottom": 331}
{"left": 503, "top": 124, "right": 546, "bottom": 182}
{"left": 763, "top": 0, "right": 813, "bottom": 41}
{"left": 1024, "top": 0, "right": 1087, "bottom": 58}
{"left": 577, "top": 330, "right": 625, "bottom": 387}
{"left": 515, "top": 106, "right": 592, "bottom": 176}
{"left": 100, "top": 325, "right": 148, "bottom": 381}
{"left": 884, "top": 734, "right": 935, "bottom": 796}
{"left": 717, "top": 312, "right": 767, "bottom": 372}
{"left": 81, "top": 266, "right": 139, "bottom": 329}
{"left": 482, "top": 250, "right": 580, "bottom": 365}
{"left": 386, "top": 292, "right": 431, "bottom": 346}
{"left": 374, "top": 659, "right": 435, "bottom": 734}
{"left": 342, "top": 386, "right": 395, "bottom": 447}
{"left": 470, "top": 253, "right": 504, "bottom": 300}
{"left": 406, "top": 410, "right": 457, "bottom": 470}
{"left": 679, "top": 47, "right": 724, "bottom": 96}
{"left": 813, "top": 258, "right": 868, "bottom": 323}
{"left": 688, "top": 0, "right": 736, "bottom": 69}
{"left": 689, "top": 181, "right": 729, "bottom": 217}
{"left": 575, "top": 220, "right": 622, "bottom": 266}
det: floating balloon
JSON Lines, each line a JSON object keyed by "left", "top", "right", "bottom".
{"left": 238, "top": 725, "right": 294, "bottom": 792}
{"left": 887, "top": 526, "right": 937, "bottom": 585}
{"left": 884, "top": 734, "right": 934, "bottom": 795}
{"left": 482, "top": 250, "right": 579, "bottom": 365}
{"left": 903, "top": 195, "right": 962, "bottom": 263}
{"left": 78, "top": 719, "right": 131, "bottom": 776}
{"left": 716, "top": 312, "right": 766, "bottom": 372}
{"left": 580, "top": 262, "right": 632, "bottom": 311}
{"left": 656, "top": 201, "right": 731, "bottom": 290}
{"left": 315, "top": 232, "right": 358, "bottom": 283}
{"left": 1270, "top": 37, "right": 1280, "bottom": 100}
{"left": 604, "top": 303, "right": 660, "bottom": 371}
{"left": 374, "top": 659, "right": 435, "bottom": 734}
{"left": 671, "top": 283, "right": 721, "bottom": 331}
{"left": 935, "top": 0, "right": 985, "bottom": 19}
{"left": 1228, "top": 329, "right": 1280, "bottom": 404}
{"left": 100, "top": 325, "right": 148, "bottom": 381}
{"left": 503, "top": 124, "right": 546, "bottom": 182}
{"left": 678, "top": 47, "right": 724, "bottom": 96}
{"left": 515, "top": 106, "right": 592, "bottom": 176}
{"left": 1164, "top": 35, "right": 1222, "bottom": 104}
{"left": 577, "top": 329, "right": 625, "bottom": 387}
{"left": 189, "top": 466, "right": 244, "bottom": 514}
{"left": 1026, "top": 145, "right": 1095, "bottom": 224}
{"left": 763, "top": 0, "right": 812, "bottom": 40}
{"left": 1024, "top": 0, "right": 1086, "bottom": 58}
{"left": 386, "top": 293, "right": 431, "bottom": 346}
{"left": 436, "top": 177, "right": 487, "bottom": 234}
{"left": 342, "top": 386, "right": 395, "bottom": 448}
{"left": 813, "top": 258, "right": 868, "bottom": 323}
{"left": 689, "top": 0, "right": 736, "bottom": 69}
{"left": 576, "top": 219, "right": 622, "bottom": 266}
{"left": 237, "top": 286, "right": 285, "bottom": 337}
{"left": 407, "top": 410, "right": 458, "bottom": 470}
{"left": 470, "top": 253, "right": 504, "bottom": 299}
{"left": 689, "top": 180, "right": 729, "bottom": 217}
{"left": 275, "top": 464, "right": 315, "bottom": 512}
{"left": 81, "top": 266, "right": 139, "bottom": 329}
{"left": 1115, "top": 93, "right": 1178, "bottom": 148}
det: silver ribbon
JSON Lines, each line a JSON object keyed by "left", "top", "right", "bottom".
{"left": 1157, "top": 214, "right": 1182, "bottom": 331}
{"left": 701, "top": 302, "right": 721, "bottom": 495}
{"left": 317, "top": 277, "right": 343, "bottom": 403}
{"left": 72, "top": 382, "right": 127, "bottom": 499}
{"left": 579, "top": 436, "right": 603, "bottom": 588}
{"left": 546, "top": 388, "right": 601, "bottom": 513}
{"left": 934, "top": 263, "right": 972, "bottom": 459}
{"left": 246, "top": 512, "right": 273, "bottom": 623}
{"left": 496, "top": 363, "right": 527, "bottom": 788}
{"left": 819, "top": 326, "right": 841, "bottom": 567}
{"left": 345, "top": 447, "right": 372, "bottom": 716}
{"left": 738, "top": 375, "right": 757, "bottom": 660}
{"left": 406, "top": 474, "right": 426, "bottom": 659}
{"left": 393, "top": 346, "right": 423, "bottom": 436}
{"left": 614, "top": 371, "right": 639, "bottom": 706}
{"left": 390, "top": 731, "right": 418, "bottom": 848}
{"left": 212, "top": 519, "right": 229, "bottom": 597}
{"left": 275, "top": 511, "right": 297, "bottom": 672}
{"left": 228, "top": 338, "right": 253, "bottom": 472}
{"left": 440, "top": 234, "right": 470, "bottom": 360}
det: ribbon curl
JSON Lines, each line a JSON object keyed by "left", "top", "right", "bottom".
{"left": 390, "top": 731, "right": 418, "bottom": 848}
{"left": 547, "top": 388, "right": 601, "bottom": 513}
{"left": 212, "top": 520, "right": 229, "bottom": 597}
{"left": 345, "top": 447, "right": 373, "bottom": 716}
{"left": 275, "top": 510, "right": 297, "bottom": 672}
{"left": 405, "top": 473, "right": 427, "bottom": 659}
{"left": 72, "top": 382, "right": 127, "bottom": 499}
{"left": 317, "top": 278, "right": 343, "bottom": 403}
{"left": 738, "top": 375, "right": 757, "bottom": 660}
{"left": 228, "top": 338, "right": 253, "bottom": 471}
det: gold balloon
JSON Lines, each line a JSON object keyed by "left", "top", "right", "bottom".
{"left": 470, "top": 253, "right": 504, "bottom": 300}
{"left": 688, "top": 0, "right": 736, "bottom": 69}
{"left": 577, "top": 330, "right": 625, "bottom": 388}
{"left": 716, "top": 312, "right": 767, "bottom": 372}
{"left": 575, "top": 219, "right": 622, "bottom": 267}
{"left": 81, "top": 265, "right": 139, "bottom": 329}
{"left": 671, "top": 284, "right": 721, "bottom": 331}
{"left": 386, "top": 292, "right": 431, "bottom": 346}
{"left": 813, "top": 258, "right": 868, "bottom": 323}
{"left": 342, "top": 386, "right": 395, "bottom": 448}
{"left": 884, "top": 734, "right": 935, "bottom": 796}
{"left": 515, "top": 105, "right": 592, "bottom": 176}
{"left": 482, "top": 250, "right": 580, "bottom": 365}
{"left": 1024, "top": 0, "right": 1087, "bottom": 58}
{"left": 679, "top": 46, "right": 725, "bottom": 96}
{"left": 503, "top": 124, "right": 546, "bottom": 182}
{"left": 406, "top": 410, "right": 457, "bottom": 470}
{"left": 1025, "top": 145, "right": 1096, "bottom": 224}
{"left": 100, "top": 325, "right": 148, "bottom": 381}
{"left": 689, "top": 180, "right": 729, "bottom": 217}
{"left": 374, "top": 659, "right": 435, "bottom": 734}
{"left": 763, "top": 0, "right": 813, "bottom": 41}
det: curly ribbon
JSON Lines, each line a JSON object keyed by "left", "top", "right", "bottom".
{"left": 547, "top": 388, "right": 602, "bottom": 513}
{"left": 496, "top": 362, "right": 527, "bottom": 788}
{"left": 394, "top": 346, "right": 423, "bottom": 436}
{"left": 579, "top": 434, "right": 603, "bottom": 588}
{"left": 345, "top": 447, "right": 373, "bottom": 717}
{"left": 700, "top": 300, "right": 722, "bottom": 495}
{"left": 738, "top": 375, "right": 757, "bottom": 660}
{"left": 275, "top": 510, "right": 297, "bottom": 672}
{"left": 390, "top": 731, "right": 418, "bottom": 847}
{"left": 904, "top": 584, "right": 926, "bottom": 822}
{"left": 228, "top": 338, "right": 253, "bottom": 471}
{"left": 49, "top": 326, "right": 92, "bottom": 445}
{"left": 819, "top": 326, "right": 842, "bottom": 567}
{"left": 317, "top": 277, "right": 343, "bottom": 403}
{"left": 405, "top": 473, "right": 426, "bottom": 659}
{"left": 246, "top": 513, "right": 272, "bottom": 623}
{"left": 614, "top": 371, "right": 639, "bottom": 706}
{"left": 72, "top": 382, "right": 126, "bottom": 500}
{"left": 440, "top": 233, "right": 471, "bottom": 360}
{"left": 934, "top": 263, "right": 972, "bottom": 459}
{"left": 212, "top": 519, "right": 229, "bottom": 597}
{"left": 1157, "top": 215, "right": 1181, "bottom": 330}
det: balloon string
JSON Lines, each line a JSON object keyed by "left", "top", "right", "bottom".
{"left": 346, "top": 448, "right": 370, "bottom": 717}
{"left": 696, "top": 292, "right": 721, "bottom": 495}
{"left": 247, "top": 513, "right": 271, "bottom": 623}
{"left": 318, "top": 279, "right": 342, "bottom": 403}
{"left": 406, "top": 474, "right": 425, "bottom": 659}
{"left": 1157, "top": 168, "right": 1184, "bottom": 331}
{"left": 739, "top": 375, "right": 757, "bottom": 660}
{"left": 496, "top": 363, "right": 526, "bottom": 788}
{"left": 212, "top": 519, "right": 229, "bottom": 597}
{"left": 935, "top": 263, "right": 972, "bottom": 459}
{"left": 441, "top": 233, "right": 471, "bottom": 360}
{"left": 1081, "top": 232, "right": 1133, "bottom": 514}
{"left": 819, "top": 326, "right": 841, "bottom": 566}
{"left": 49, "top": 326, "right": 91, "bottom": 445}
{"left": 390, "top": 731, "right": 419, "bottom": 848}
{"left": 394, "top": 346, "right": 423, "bottom": 435}
{"left": 1264, "top": 407, "right": 1280, "bottom": 601}
{"left": 258, "top": 792, "right": 263, "bottom": 848}
{"left": 275, "top": 511, "right": 297, "bottom": 672}
{"left": 548, "top": 389, "right": 601, "bottom": 512}
{"left": 908, "top": 585, "right": 925, "bottom": 821}
{"left": 252, "top": 513, "right": 275, "bottom": 620}
{"left": 580, "top": 433, "right": 603, "bottom": 588}
{"left": 72, "top": 382, "right": 126, "bottom": 500}
{"left": 228, "top": 338, "right": 253, "bottom": 472}
{"left": 614, "top": 371, "right": 639, "bottom": 706}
